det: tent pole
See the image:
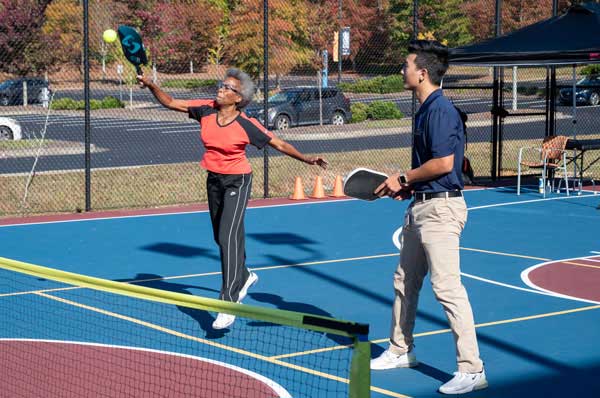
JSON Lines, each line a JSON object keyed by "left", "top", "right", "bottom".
{"left": 492, "top": 71, "right": 499, "bottom": 180}
{"left": 549, "top": 67, "right": 557, "bottom": 136}
{"left": 545, "top": 67, "right": 550, "bottom": 136}
{"left": 572, "top": 65, "right": 577, "bottom": 140}
{"left": 411, "top": 0, "right": 419, "bottom": 145}
{"left": 490, "top": 0, "right": 502, "bottom": 181}
{"left": 498, "top": 67, "right": 505, "bottom": 178}
{"left": 548, "top": 0, "right": 558, "bottom": 137}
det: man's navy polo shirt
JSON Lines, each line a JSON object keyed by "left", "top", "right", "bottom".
{"left": 412, "top": 89, "right": 465, "bottom": 193}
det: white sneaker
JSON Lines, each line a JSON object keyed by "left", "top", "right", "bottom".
{"left": 370, "top": 348, "right": 418, "bottom": 370}
{"left": 212, "top": 313, "right": 236, "bottom": 329}
{"left": 238, "top": 272, "right": 258, "bottom": 303}
{"left": 438, "top": 369, "right": 488, "bottom": 394}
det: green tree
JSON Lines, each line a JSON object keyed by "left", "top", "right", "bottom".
{"left": 388, "top": 0, "right": 473, "bottom": 53}
{"left": 227, "top": 0, "right": 311, "bottom": 83}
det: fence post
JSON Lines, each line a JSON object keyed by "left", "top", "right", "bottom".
{"left": 22, "top": 81, "right": 27, "bottom": 106}
{"left": 512, "top": 66, "right": 518, "bottom": 110}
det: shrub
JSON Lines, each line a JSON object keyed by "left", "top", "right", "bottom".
{"left": 367, "top": 101, "right": 403, "bottom": 120}
{"left": 339, "top": 75, "right": 404, "bottom": 94}
{"left": 50, "top": 96, "right": 124, "bottom": 110}
{"left": 581, "top": 65, "right": 600, "bottom": 76}
{"left": 162, "top": 79, "right": 218, "bottom": 89}
{"left": 101, "top": 96, "right": 124, "bottom": 109}
{"left": 379, "top": 75, "right": 405, "bottom": 93}
{"left": 50, "top": 98, "right": 78, "bottom": 110}
{"left": 87, "top": 99, "right": 98, "bottom": 110}
{"left": 517, "top": 86, "right": 539, "bottom": 96}
{"left": 350, "top": 102, "right": 369, "bottom": 123}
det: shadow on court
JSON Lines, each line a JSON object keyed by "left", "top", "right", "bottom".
{"left": 118, "top": 273, "right": 227, "bottom": 339}
{"left": 247, "top": 292, "right": 353, "bottom": 346}
{"left": 141, "top": 242, "right": 220, "bottom": 260}
{"left": 248, "top": 232, "right": 322, "bottom": 259}
{"left": 484, "top": 362, "right": 600, "bottom": 397}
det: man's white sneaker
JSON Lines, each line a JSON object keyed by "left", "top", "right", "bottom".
{"left": 238, "top": 272, "right": 258, "bottom": 303}
{"left": 370, "top": 348, "right": 418, "bottom": 370}
{"left": 212, "top": 313, "right": 236, "bottom": 329}
{"left": 438, "top": 369, "right": 488, "bottom": 394}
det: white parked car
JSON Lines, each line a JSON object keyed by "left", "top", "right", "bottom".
{"left": 0, "top": 117, "right": 22, "bottom": 140}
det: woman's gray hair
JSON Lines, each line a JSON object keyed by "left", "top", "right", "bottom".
{"left": 225, "top": 68, "right": 255, "bottom": 109}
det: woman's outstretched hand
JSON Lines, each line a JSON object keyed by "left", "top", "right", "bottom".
{"left": 306, "top": 157, "right": 328, "bottom": 169}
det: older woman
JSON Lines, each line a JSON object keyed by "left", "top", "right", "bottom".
{"left": 138, "top": 69, "right": 327, "bottom": 329}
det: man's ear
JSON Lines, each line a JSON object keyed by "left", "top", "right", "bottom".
{"left": 419, "top": 69, "right": 428, "bottom": 84}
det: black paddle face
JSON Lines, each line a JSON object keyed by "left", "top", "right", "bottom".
{"left": 343, "top": 169, "right": 388, "bottom": 201}
{"left": 117, "top": 25, "right": 147, "bottom": 75}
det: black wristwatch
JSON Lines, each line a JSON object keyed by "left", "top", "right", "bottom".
{"left": 398, "top": 174, "right": 407, "bottom": 184}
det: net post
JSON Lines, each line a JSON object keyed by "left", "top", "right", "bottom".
{"left": 349, "top": 334, "right": 371, "bottom": 398}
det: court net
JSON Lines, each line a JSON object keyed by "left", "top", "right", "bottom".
{"left": 0, "top": 256, "right": 370, "bottom": 398}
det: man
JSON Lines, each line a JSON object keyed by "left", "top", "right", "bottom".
{"left": 370, "top": 40, "right": 487, "bottom": 395}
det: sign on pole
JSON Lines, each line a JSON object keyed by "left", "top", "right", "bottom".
{"left": 332, "top": 32, "right": 339, "bottom": 62}
{"left": 341, "top": 27, "right": 351, "bottom": 56}
{"left": 322, "top": 50, "right": 328, "bottom": 88}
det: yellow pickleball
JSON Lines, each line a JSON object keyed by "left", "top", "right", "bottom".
{"left": 103, "top": 29, "right": 117, "bottom": 43}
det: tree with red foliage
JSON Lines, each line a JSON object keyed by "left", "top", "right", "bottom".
{"left": 322, "top": 0, "right": 379, "bottom": 69}
{"left": 463, "top": 0, "right": 571, "bottom": 41}
{"left": 0, "top": 0, "right": 56, "bottom": 75}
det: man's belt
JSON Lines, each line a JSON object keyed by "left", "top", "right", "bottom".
{"left": 413, "top": 190, "right": 463, "bottom": 202}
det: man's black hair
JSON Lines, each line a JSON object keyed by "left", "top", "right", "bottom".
{"left": 407, "top": 40, "right": 449, "bottom": 86}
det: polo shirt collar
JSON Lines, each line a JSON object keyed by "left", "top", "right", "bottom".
{"left": 419, "top": 88, "right": 443, "bottom": 109}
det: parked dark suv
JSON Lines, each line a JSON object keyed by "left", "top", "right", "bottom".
{"left": 558, "top": 75, "right": 600, "bottom": 106}
{"left": 0, "top": 77, "right": 51, "bottom": 106}
{"left": 246, "top": 86, "right": 351, "bottom": 130}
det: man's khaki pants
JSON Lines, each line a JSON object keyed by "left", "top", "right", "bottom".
{"left": 388, "top": 196, "right": 483, "bottom": 373}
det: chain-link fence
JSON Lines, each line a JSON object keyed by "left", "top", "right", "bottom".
{"left": 1, "top": 0, "right": 598, "bottom": 218}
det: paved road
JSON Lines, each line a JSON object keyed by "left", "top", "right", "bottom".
{"left": 1, "top": 95, "right": 598, "bottom": 175}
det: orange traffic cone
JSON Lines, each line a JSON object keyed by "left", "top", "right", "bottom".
{"left": 310, "top": 176, "right": 326, "bottom": 199}
{"left": 330, "top": 175, "right": 345, "bottom": 197}
{"left": 289, "top": 176, "right": 307, "bottom": 200}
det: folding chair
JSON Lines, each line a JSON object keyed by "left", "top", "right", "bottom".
{"left": 517, "top": 135, "right": 570, "bottom": 198}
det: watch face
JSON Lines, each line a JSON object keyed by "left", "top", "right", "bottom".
{"left": 399, "top": 175, "right": 407, "bottom": 184}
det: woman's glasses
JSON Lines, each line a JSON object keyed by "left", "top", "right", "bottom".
{"left": 218, "top": 81, "right": 240, "bottom": 94}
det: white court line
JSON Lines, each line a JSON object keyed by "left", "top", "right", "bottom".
{"left": 468, "top": 192, "right": 598, "bottom": 211}
{"left": 1, "top": 186, "right": 595, "bottom": 228}
{"left": 580, "top": 258, "right": 600, "bottom": 263}
{"left": 18, "top": 116, "right": 187, "bottom": 129}
{"left": 391, "top": 227, "right": 563, "bottom": 299}
{"left": 57, "top": 120, "right": 159, "bottom": 126}
{"left": 159, "top": 129, "right": 198, "bottom": 134}
{"left": 521, "top": 256, "right": 600, "bottom": 305}
{"left": 0, "top": 197, "right": 357, "bottom": 227}
{"left": 390, "top": 192, "right": 600, "bottom": 303}
{"left": 54, "top": 121, "right": 181, "bottom": 128}
{"left": 0, "top": 338, "right": 291, "bottom": 397}
{"left": 3, "top": 185, "right": 598, "bottom": 303}
{"left": 126, "top": 125, "right": 196, "bottom": 131}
